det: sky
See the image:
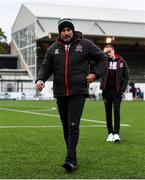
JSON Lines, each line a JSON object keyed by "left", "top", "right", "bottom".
{"left": 0, "top": 0, "right": 145, "bottom": 43}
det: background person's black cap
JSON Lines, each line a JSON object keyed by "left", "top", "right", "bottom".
{"left": 58, "top": 18, "right": 75, "bottom": 33}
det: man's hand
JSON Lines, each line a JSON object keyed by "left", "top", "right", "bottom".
{"left": 35, "top": 80, "right": 45, "bottom": 91}
{"left": 86, "top": 74, "right": 96, "bottom": 84}
{"left": 120, "top": 90, "right": 125, "bottom": 98}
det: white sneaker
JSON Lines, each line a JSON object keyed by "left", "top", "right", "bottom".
{"left": 113, "top": 134, "right": 120, "bottom": 142}
{"left": 106, "top": 133, "right": 114, "bottom": 142}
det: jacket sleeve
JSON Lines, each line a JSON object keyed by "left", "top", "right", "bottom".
{"left": 35, "top": 48, "right": 53, "bottom": 83}
{"left": 121, "top": 60, "right": 129, "bottom": 92}
{"left": 87, "top": 40, "right": 108, "bottom": 79}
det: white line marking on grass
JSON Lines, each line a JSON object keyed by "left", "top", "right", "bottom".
{"left": 0, "top": 107, "right": 59, "bottom": 117}
{"left": 0, "top": 125, "right": 106, "bottom": 128}
{"left": 82, "top": 118, "right": 130, "bottom": 127}
{"left": 0, "top": 107, "right": 130, "bottom": 127}
{"left": 0, "top": 125, "right": 62, "bottom": 128}
{"left": 32, "top": 107, "right": 56, "bottom": 111}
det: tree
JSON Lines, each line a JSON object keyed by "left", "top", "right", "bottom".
{"left": 0, "top": 27, "right": 10, "bottom": 54}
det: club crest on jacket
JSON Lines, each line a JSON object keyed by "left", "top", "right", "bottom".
{"left": 75, "top": 44, "right": 82, "bottom": 52}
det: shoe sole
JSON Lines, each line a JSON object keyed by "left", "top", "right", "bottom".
{"left": 62, "top": 162, "right": 78, "bottom": 172}
{"left": 106, "top": 140, "right": 113, "bottom": 142}
{"left": 114, "top": 139, "right": 120, "bottom": 142}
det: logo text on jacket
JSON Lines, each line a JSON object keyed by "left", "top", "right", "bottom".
{"left": 55, "top": 49, "right": 59, "bottom": 54}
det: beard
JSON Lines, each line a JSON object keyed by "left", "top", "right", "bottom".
{"left": 63, "top": 36, "right": 72, "bottom": 42}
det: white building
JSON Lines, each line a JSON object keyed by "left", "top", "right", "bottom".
{"left": 2, "top": 3, "right": 145, "bottom": 99}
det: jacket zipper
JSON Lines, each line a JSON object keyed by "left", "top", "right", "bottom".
{"left": 65, "top": 44, "right": 70, "bottom": 96}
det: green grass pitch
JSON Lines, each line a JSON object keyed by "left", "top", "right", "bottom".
{"left": 0, "top": 100, "right": 145, "bottom": 179}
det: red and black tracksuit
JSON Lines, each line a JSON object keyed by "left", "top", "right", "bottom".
{"left": 100, "top": 55, "right": 129, "bottom": 134}
{"left": 36, "top": 31, "right": 107, "bottom": 164}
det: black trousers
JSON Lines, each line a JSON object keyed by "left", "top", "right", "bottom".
{"left": 56, "top": 95, "right": 86, "bottom": 163}
{"left": 102, "top": 91, "right": 122, "bottom": 134}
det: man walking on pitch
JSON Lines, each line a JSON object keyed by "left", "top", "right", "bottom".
{"left": 35, "top": 18, "right": 107, "bottom": 171}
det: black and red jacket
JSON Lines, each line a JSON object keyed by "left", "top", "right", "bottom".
{"left": 36, "top": 31, "right": 107, "bottom": 98}
{"left": 100, "top": 54, "right": 129, "bottom": 93}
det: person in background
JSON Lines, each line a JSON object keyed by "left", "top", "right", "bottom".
{"left": 129, "top": 82, "right": 136, "bottom": 99}
{"left": 35, "top": 18, "right": 107, "bottom": 172}
{"left": 100, "top": 44, "right": 129, "bottom": 142}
